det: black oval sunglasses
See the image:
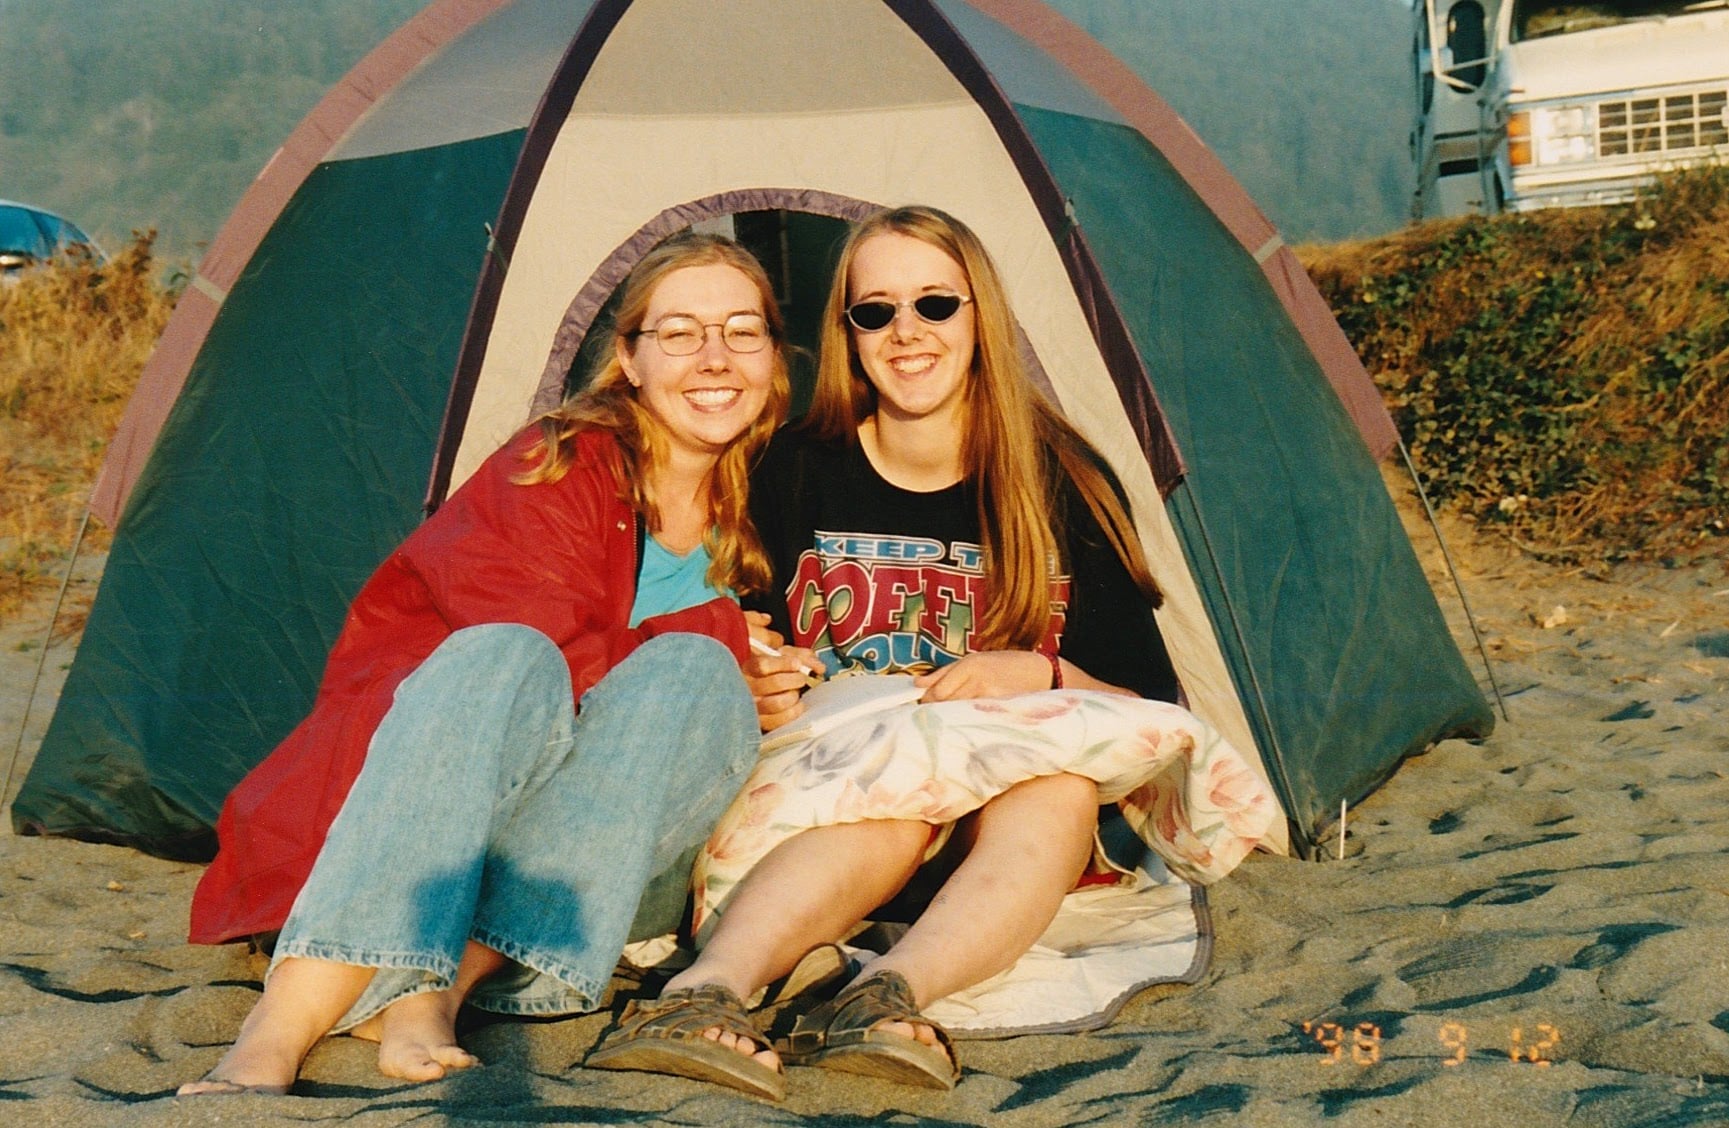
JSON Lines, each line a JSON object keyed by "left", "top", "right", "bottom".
{"left": 844, "top": 293, "right": 972, "bottom": 332}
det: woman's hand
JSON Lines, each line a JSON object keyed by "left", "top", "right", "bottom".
{"left": 743, "top": 611, "right": 822, "bottom": 732}
{"left": 743, "top": 610, "right": 781, "bottom": 657}
{"left": 912, "top": 650, "right": 1053, "bottom": 701}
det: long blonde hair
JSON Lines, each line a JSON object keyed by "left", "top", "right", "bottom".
{"left": 516, "top": 232, "right": 790, "bottom": 595}
{"left": 804, "top": 205, "right": 1159, "bottom": 648}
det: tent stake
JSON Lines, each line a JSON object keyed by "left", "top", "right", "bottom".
{"left": 1396, "top": 438, "right": 1509, "bottom": 723}
{"left": 3, "top": 509, "right": 91, "bottom": 814}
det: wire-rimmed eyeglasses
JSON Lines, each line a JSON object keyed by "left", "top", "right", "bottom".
{"left": 630, "top": 313, "right": 772, "bottom": 355}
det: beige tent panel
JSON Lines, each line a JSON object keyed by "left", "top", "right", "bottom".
{"left": 448, "top": 0, "right": 1282, "bottom": 848}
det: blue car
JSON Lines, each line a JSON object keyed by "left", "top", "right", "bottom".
{"left": 1, "top": 199, "right": 102, "bottom": 278}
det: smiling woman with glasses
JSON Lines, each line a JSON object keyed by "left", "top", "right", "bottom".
{"left": 180, "top": 232, "right": 796, "bottom": 1099}
{"left": 587, "top": 206, "right": 1272, "bottom": 1101}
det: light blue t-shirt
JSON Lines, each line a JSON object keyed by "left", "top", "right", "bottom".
{"left": 628, "top": 535, "right": 730, "bottom": 626}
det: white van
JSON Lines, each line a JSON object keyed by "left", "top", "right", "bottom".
{"left": 1412, "top": 0, "right": 1729, "bottom": 218}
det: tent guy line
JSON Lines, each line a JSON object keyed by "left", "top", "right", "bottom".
{"left": 2, "top": 510, "right": 92, "bottom": 813}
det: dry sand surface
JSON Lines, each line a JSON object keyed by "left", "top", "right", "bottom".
{"left": 2, "top": 501, "right": 1726, "bottom": 1127}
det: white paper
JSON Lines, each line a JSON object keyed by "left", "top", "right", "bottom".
{"left": 759, "top": 672, "right": 926, "bottom": 752}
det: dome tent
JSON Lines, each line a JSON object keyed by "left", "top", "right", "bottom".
{"left": 13, "top": 0, "right": 1492, "bottom": 863}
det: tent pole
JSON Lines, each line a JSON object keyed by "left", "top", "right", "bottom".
{"left": 1396, "top": 438, "right": 1510, "bottom": 723}
{"left": 3, "top": 508, "right": 91, "bottom": 813}
{"left": 484, "top": 222, "right": 511, "bottom": 274}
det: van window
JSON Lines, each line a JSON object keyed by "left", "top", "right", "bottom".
{"left": 1513, "top": 0, "right": 1718, "bottom": 42}
{"left": 1446, "top": 1, "right": 1489, "bottom": 89}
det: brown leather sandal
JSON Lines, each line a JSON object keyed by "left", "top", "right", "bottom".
{"left": 758, "top": 942, "right": 853, "bottom": 1007}
{"left": 781, "top": 969, "right": 959, "bottom": 1089}
{"left": 586, "top": 983, "right": 785, "bottom": 1102}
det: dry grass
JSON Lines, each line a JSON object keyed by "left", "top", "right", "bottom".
{"left": 0, "top": 235, "right": 179, "bottom": 623}
{"left": 1301, "top": 165, "right": 1729, "bottom": 564}
{"left": 1, "top": 177, "right": 1723, "bottom": 629}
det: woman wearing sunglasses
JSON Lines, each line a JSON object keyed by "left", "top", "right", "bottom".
{"left": 178, "top": 232, "right": 791, "bottom": 1096}
{"left": 587, "top": 206, "right": 1272, "bottom": 1099}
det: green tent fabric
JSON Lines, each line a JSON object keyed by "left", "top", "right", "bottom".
{"left": 1014, "top": 105, "right": 1489, "bottom": 835}
{"left": 13, "top": 0, "right": 1491, "bottom": 862}
{"left": 19, "top": 137, "right": 525, "bottom": 858}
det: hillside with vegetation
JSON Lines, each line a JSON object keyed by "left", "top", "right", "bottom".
{"left": 0, "top": 0, "right": 421, "bottom": 265}
{"left": 1300, "top": 167, "right": 1728, "bottom": 565}
{"left": 2, "top": 0, "right": 1411, "bottom": 266}
{"left": 3, "top": 170, "right": 1723, "bottom": 626}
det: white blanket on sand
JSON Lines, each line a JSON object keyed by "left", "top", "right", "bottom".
{"left": 652, "top": 686, "right": 1276, "bottom": 1035}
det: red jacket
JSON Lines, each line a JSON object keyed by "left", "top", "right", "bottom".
{"left": 188, "top": 426, "right": 750, "bottom": 944}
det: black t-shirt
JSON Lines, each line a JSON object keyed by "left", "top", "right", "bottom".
{"left": 744, "top": 428, "right": 1178, "bottom": 702}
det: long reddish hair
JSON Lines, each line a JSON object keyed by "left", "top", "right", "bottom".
{"left": 516, "top": 233, "right": 790, "bottom": 595}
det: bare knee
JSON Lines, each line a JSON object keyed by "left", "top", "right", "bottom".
{"left": 1030, "top": 771, "right": 1099, "bottom": 812}
{"left": 971, "top": 773, "right": 1098, "bottom": 872}
{"left": 980, "top": 773, "right": 1097, "bottom": 830}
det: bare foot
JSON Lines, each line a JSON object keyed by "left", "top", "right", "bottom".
{"left": 178, "top": 957, "right": 379, "bottom": 1097}
{"left": 373, "top": 989, "right": 481, "bottom": 1081}
{"left": 349, "top": 1012, "right": 383, "bottom": 1042}
{"left": 177, "top": 998, "right": 310, "bottom": 1096}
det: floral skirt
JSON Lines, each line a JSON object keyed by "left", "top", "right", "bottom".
{"left": 691, "top": 688, "right": 1278, "bottom": 940}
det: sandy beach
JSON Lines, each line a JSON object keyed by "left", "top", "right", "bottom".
{"left": 2, "top": 492, "right": 1726, "bottom": 1127}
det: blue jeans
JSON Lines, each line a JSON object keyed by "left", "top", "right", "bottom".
{"left": 270, "top": 624, "right": 757, "bottom": 1029}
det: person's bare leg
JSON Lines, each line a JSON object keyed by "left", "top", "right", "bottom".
{"left": 361, "top": 941, "right": 506, "bottom": 1080}
{"left": 865, "top": 773, "right": 1098, "bottom": 1048}
{"left": 178, "top": 957, "right": 375, "bottom": 1095}
{"left": 659, "top": 818, "right": 931, "bottom": 1068}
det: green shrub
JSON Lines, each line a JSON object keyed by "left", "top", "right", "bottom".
{"left": 1302, "top": 165, "right": 1729, "bottom": 562}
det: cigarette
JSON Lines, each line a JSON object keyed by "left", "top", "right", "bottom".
{"left": 749, "top": 636, "right": 820, "bottom": 679}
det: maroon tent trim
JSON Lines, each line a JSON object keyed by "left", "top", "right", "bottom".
{"left": 89, "top": 0, "right": 515, "bottom": 527}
